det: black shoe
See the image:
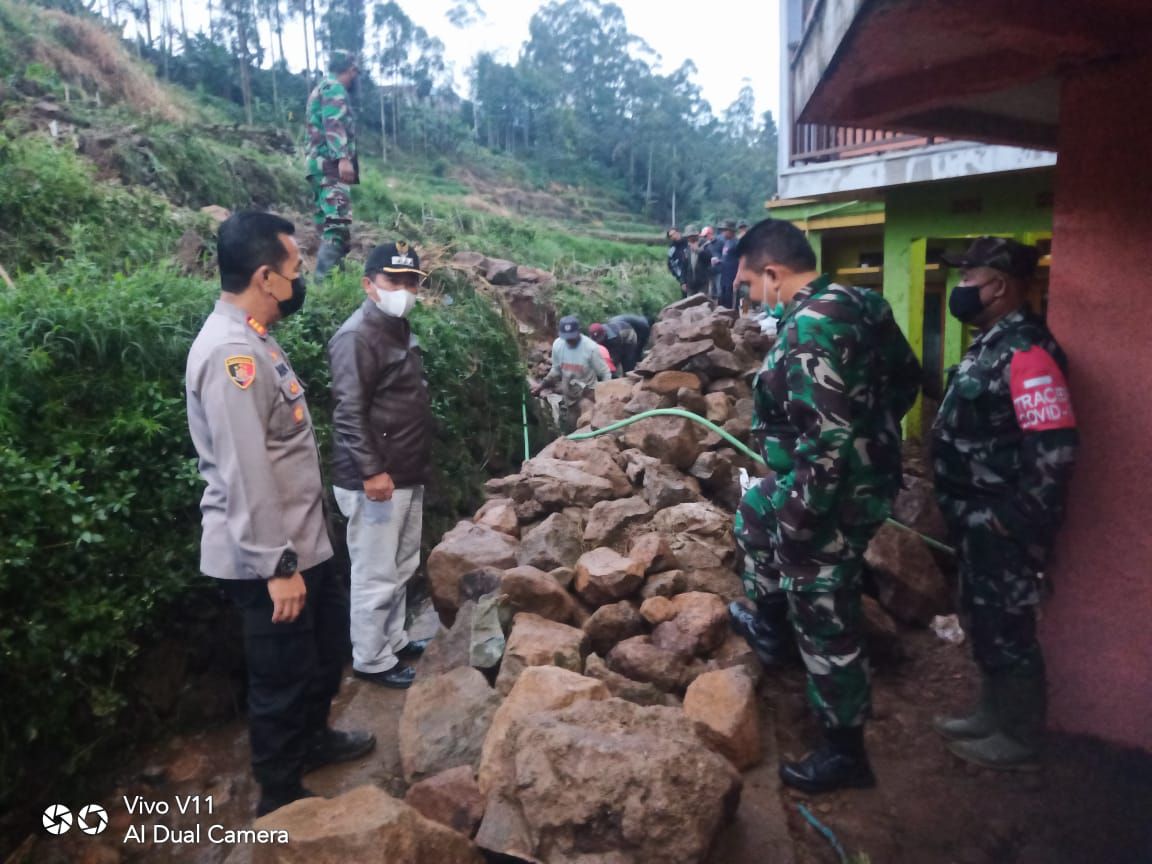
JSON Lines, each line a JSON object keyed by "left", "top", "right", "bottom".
{"left": 728, "top": 599, "right": 796, "bottom": 666}
{"left": 779, "top": 727, "right": 876, "bottom": 795}
{"left": 303, "top": 727, "right": 376, "bottom": 774}
{"left": 395, "top": 638, "right": 431, "bottom": 661}
{"left": 256, "top": 784, "right": 317, "bottom": 817}
{"left": 354, "top": 665, "right": 416, "bottom": 689}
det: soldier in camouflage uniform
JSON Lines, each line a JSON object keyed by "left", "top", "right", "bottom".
{"left": 931, "top": 237, "right": 1078, "bottom": 770}
{"left": 730, "top": 219, "right": 921, "bottom": 794}
{"left": 306, "top": 50, "right": 360, "bottom": 278}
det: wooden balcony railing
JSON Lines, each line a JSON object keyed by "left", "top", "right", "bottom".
{"left": 791, "top": 124, "right": 943, "bottom": 165}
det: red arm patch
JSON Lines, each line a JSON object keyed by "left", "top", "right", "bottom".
{"left": 1009, "top": 346, "right": 1077, "bottom": 431}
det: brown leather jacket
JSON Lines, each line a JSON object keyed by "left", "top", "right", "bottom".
{"left": 328, "top": 300, "right": 432, "bottom": 490}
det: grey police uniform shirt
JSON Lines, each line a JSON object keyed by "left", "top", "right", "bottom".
{"left": 185, "top": 299, "right": 333, "bottom": 580}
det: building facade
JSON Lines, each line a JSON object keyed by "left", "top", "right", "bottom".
{"left": 779, "top": 0, "right": 1152, "bottom": 751}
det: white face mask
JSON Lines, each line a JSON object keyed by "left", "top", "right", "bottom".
{"left": 375, "top": 288, "right": 417, "bottom": 318}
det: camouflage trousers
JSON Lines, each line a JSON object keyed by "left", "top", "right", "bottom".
{"left": 309, "top": 175, "right": 352, "bottom": 249}
{"left": 735, "top": 481, "right": 873, "bottom": 729}
{"left": 940, "top": 497, "right": 1049, "bottom": 673}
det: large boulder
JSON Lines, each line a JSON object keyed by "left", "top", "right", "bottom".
{"left": 574, "top": 547, "right": 646, "bottom": 607}
{"left": 640, "top": 569, "right": 689, "bottom": 599}
{"left": 250, "top": 786, "right": 484, "bottom": 864}
{"left": 593, "top": 378, "right": 637, "bottom": 404}
{"left": 475, "top": 699, "right": 742, "bottom": 863}
{"left": 626, "top": 387, "right": 675, "bottom": 415}
{"left": 649, "top": 592, "right": 729, "bottom": 659}
{"left": 619, "top": 415, "right": 704, "bottom": 470}
{"left": 399, "top": 666, "right": 501, "bottom": 783}
{"left": 651, "top": 502, "right": 735, "bottom": 570}
{"left": 583, "top": 653, "right": 670, "bottom": 707}
{"left": 681, "top": 567, "right": 746, "bottom": 602}
{"left": 521, "top": 457, "right": 632, "bottom": 508}
{"left": 417, "top": 600, "right": 475, "bottom": 676}
{"left": 703, "top": 392, "right": 734, "bottom": 424}
{"left": 494, "top": 613, "right": 589, "bottom": 696}
{"left": 428, "top": 522, "right": 520, "bottom": 618}
{"left": 473, "top": 498, "right": 520, "bottom": 538}
{"left": 478, "top": 666, "right": 609, "bottom": 796}
{"left": 620, "top": 447, "right": 662, "bottom": 485}
{"left": 635, "top": 339, "right": 716, "bottom": 376}
{"left": 404, "top": 766, "right": 486, "bottom": 838}
{"left": 628, "top": 532, "right": 681, "bottom": 575}
{"left": 518, "top": 512, "right": 585, "bottom": 571}
{"left": 583, "top": 496, "right": 653, "bottom": 548}
{"left": 582, "top": 600, "right": 645, "bottom": 657}
{"left": 484, "top": 257, "right": 519, "bottom": 285}
{"left": 864, "top": 522, "right": 951, "bottom": 625}
{"left": 500, "top": 566, "right": 580, "bottom": 625}
{"left": 892, "top": 475, "right": 949, "bottom": 544}
{"left": 606, "top": 635, "right": 688, "bottom": 692}
{"left": 643, "top": 463, "right": 703, "bottom": 510}
{"left": 450, "top": 250, "right": 487, "bottom": 271}
{"left": 676, "top": 316, "right": 736, "bottom": 351}
{"left": 643, "top": 370, "right": 703, "bottom": 395}
{"left": 683, "top": 667, "right": 761, "bottom": 770}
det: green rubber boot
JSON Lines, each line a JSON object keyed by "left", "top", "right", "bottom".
{"left": 933, "top": 672, "right": 997, "bottom": 741}
{"left": 947, "top": 662, "right": 1046, "bottom": 772}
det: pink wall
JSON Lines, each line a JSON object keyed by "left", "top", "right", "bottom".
{"left": 1043, "top": 53, "right": 1152, "bottom": 751}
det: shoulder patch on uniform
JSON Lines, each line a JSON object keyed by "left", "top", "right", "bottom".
{"left": 225, "top": 355, "right": 257, "bottom": 390}
{"left": 246, "top": 316, "right": 268, "bottom": 339}
{"left": 1010, "top": 347, "right": 1076, "bottom": 431}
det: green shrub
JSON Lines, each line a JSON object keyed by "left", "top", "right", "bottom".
{"left": 0, "top": 257, "right": 525, "bottom": 806}
{"left": 0, "top": 134, "right": 178, "bottom": 274}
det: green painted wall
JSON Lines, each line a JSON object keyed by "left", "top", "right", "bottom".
{"left": 882, "top": 170, "right": 1055, "bottom": 436}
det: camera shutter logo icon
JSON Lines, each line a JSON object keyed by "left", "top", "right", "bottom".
{"left": 42, "top": 805, "right": 72, "bottom": 835}
{"left": 78, "top": 804, "right": 109, "bottom": 835}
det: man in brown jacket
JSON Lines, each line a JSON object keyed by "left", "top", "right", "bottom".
{"left": 328, "top": 241, "right": 433, "bottom": 689}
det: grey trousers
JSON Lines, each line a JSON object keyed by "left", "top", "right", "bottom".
{"left": 334, "top": 485, "right": 424, "bottom": 673}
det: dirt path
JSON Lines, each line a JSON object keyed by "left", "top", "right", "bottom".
{"left": 16, "top": 608, "right": 1150, "bottom": 864}
{"left": 772, "top": 629, "right": 1152, "bottom": 864}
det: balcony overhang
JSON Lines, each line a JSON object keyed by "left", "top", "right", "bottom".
{"left": 779, "top": 140, "right": 1056, "bottom": 200}
{"left": 791, "top": 0, "right": 1152, "bottom": 149}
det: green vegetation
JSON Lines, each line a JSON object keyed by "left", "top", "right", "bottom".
{"left": 0, "top": 0, "right": 714, "bottom": 820}
{"left": 0, "top": 135, "right": 178, "bottom": 274}
{"left": 0, "top": 118, "right": 674, "bottom": 811}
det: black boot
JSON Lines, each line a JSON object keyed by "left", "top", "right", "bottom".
{"left": 728, "top": 594, "right": 796, "bottom": 667}
{"left": 779, "top": 726, "right": 876, "bottom": 795}
{"left": 303, "top": 727, "right": 376, "bottom": 774}
{"left": 256, "top": 782, "right": 317, "bottom": 817}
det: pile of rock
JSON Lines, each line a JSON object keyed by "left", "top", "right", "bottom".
{"left": 371, "top": 294, "right": 956, "bottom": 862}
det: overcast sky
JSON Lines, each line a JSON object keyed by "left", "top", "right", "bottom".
{"left": 164, "top": 0, "right": 781, "bottom": 121}
{"left": 399, "top": 0, "right": 783, "bottom": 121}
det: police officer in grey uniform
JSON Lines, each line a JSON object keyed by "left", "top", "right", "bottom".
{"left": 185, "top": 211, "right": 374, "bottom": 816}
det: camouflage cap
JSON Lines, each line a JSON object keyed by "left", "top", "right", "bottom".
{"left": 941, "top": 237, "right": 1040, "bottom": 279}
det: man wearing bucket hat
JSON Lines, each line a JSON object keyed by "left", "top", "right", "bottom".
{"left": 329, "top": 241, "right": 433, "bottom": 689}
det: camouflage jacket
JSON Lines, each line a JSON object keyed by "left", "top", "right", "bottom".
{"left": 752, "top": 276, "right": 922, "bottom": 565}
{"left": 306, "top": 76, "right": 356, "bottom": 178}
{"left": 931, "top": 308, "right": 1078, "bottom": 538}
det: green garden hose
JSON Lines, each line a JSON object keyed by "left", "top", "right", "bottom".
{"left": 521, "top": 392, "right": 531, "bottom": 462}
{"left": 568, "top": 407, "right": 956, "bottom": 555}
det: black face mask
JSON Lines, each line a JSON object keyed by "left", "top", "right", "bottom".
{"left": 277, "top": 276, "right": 307, "bottom": 318}
{"left": 948, "top": 282, "right": 987, "bottom": 323}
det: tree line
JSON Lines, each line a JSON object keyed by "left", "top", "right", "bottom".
{"left": 29, "top": 0, "right": 777, "bottom": 223}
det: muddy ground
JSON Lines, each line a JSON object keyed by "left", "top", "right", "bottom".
{"left": 10, "top": 612, "right": 1151, "bottom": 864}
